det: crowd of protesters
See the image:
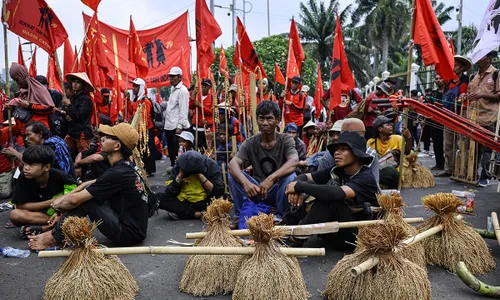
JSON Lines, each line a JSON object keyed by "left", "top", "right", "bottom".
{"left": 0, "top": 50, "right": 498, "bottom": 250}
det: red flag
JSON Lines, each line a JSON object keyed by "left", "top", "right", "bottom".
{"left": 286, "top": 40, "right": 299, "bottom": 79}
{"left": 233, "top": 42, "right": 241, "bottom": 68}
{"left": 110, "top": 70, "right": 122, "bottom": 124}
{"left": 330, "top": 14, "right": 355, "bottom": 111}
{"left": 219, "top": 46, "right": 230, "bottom": 79}
{"left": 314, "top": 63, "right": 323, "bottom": 119}
{"left": 81, "top": 0, "right": 101, "bottom": 12}
{"left": 414, "top": 0, "right": 456, "bottom": 80}
{"left": 18, "top": 38, "right": 25, "bottom": 67}
{"left": 128, "top": 17, "right": 149, "bottom": 79}
{"left": 275, "top": 63, "right": 285, "bottom": 85}
{"left": 289, "top": 18, "right": 305, "bottom": 72}
{"left": 29, "top": 47, "right": 38, "bottom": 77}
{"left": 73, "top": 45, "right": 79, "bottom": 73}
{"left": 448, "top": 37, "right": 456, "bottom": 56}
{"left": 196, "top": 0, "right": 222, "bottom": 79}
{"left": 63, "top": 38, "right": 75, "bottom": 76}
{"left": 236, "top": 17, "right": 267, "bottom": 77}
{"left": 2, "top": 0, "right": 68, "bottom": 54}
{"left": 179, "top": 46, "right": 191, "bottom": 87}
{"left": 47, "top": 54, "right": 62, "bottom": 93}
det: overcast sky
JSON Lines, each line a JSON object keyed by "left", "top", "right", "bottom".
{"left": 0, "top": 0, "right": 487, "bottom": 79}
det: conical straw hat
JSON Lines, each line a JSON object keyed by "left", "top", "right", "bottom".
{"left": 65, "top": 72, "right": 95, "bottom": 93}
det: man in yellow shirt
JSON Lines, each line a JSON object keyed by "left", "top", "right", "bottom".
{"left": 367, "top": 116, "right": 412, "bottom": 188}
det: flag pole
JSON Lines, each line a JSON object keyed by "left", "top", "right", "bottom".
{"left": 73, "top": 12, "right": 94, "bottom": 73}
{"left": 398, "top": 0, "right": 416, "bottom": 191}
{"left": 125, "top": 15, "right": 132, "bottom": 123}
{"left": 237, "top": 43, "right": 249, "bottom": 138}
{"left": 281, "top": 39, "right": 292, "bottom": 133}
{"left": 224, "top": 74, "right": 230, "bottom": 165}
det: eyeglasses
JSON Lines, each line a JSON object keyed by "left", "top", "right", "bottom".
{"left": 102, "top": 135, "right": 119, "bottom": 141}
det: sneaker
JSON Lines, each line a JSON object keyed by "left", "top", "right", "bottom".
{"left": 165, "top": 211, "right": 180, "bottom": 220}
{"left": 477, "top": 179, "right": 490, "bottom": 187}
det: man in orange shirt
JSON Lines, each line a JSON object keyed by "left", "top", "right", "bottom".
{"left": 282, "top": 76, "right": 305, "bottom": 135}
{"left": 189, "top": 78, "right": 214, "bottom": 150}
{"left": 98, "top": 88, "right": 111, "bottom": 125}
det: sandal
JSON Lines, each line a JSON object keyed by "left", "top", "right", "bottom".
{"left": 4, "top": 221, "right": 17, "bottom": 229}
{"left": 20, "top": 225, "right": 43, "bottom": 240}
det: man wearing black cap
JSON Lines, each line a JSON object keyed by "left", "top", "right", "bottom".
{"left": 284, "top": 131, "right": 378, "bottom": 249}
{"left": 281, "top": 76, "right": 305, "bottom": 135}
{"left": 189, "top": 78, "right": 214, "bottom": 150}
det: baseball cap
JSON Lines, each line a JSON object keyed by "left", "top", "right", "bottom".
{"left": 131, "top": 78, "right": 145, "bottom": 86}
{"left": 301, "top": 85, "right": 310, "bottom": 93}
{"left": 99, "top": 123, "right": 139, "bottom": 150}
{"left": 291, "top": 76, "right": 301, "bottom": 83}
{"left": 229, "top": 84, "right": 238, "bottom": 92}
{"left": 373, "top": 115, "right": 392, "bottom": 129}
{"left": 176, "top": 131, "right": 195, "bottom": 144}
{"left": 100, "top": 87, "right": 110, "bottom": 96}
{"left": 201, "top": 78, "right": 212, "bottom": 87}
{"left": 168, "top": 66, "right": 183, "bottom": 76}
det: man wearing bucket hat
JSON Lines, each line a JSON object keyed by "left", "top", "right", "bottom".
{"left": 436, "top": 55, "right": 471, "bottom": 177}
{"left": 461, "top": 51, "right": 499, "bottom": 187}
{"left": 284, "top": 131, "right": 378, "bottom": 249}
{"left": 176, "top": 130, "right": 195, "bottom": 153}
{"left": 164, "top": 66, "right": 190, "bottom": 166}
{"left": 362, "top": 82, "right": 389, "bottom": 140}
{"left": 29, "top": 123, "right": 150, "bottom": 250}
{"left": 62, "top": 72, "right": 94, "bottom": 154}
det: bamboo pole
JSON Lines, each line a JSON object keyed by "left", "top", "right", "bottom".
{"left": 38, "top": 245, "right": 326, "bottom": 258}
{"left": 250, "top": 73, "right": 258, "bottom": 134}
{"left": 124, "top": 15, "right": 132, "bottom": 122}
{"left": 350, "top": 215, "right": 463, "bottom": 277}
{"left": 3, "top": 1, "right": 13, "bottom": 168}
{"left": 222, "top": 162, "right": 228, "bottom": 194}
{"left": 491, "top": 212, "right": 500, "bottom": 246}
{"left": 186, "top": 217, "right": 425, "bottom": 239}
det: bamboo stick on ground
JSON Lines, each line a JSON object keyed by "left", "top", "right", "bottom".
{"left": 491, "top": 212, "right": 500, "bottom": 246}
{"left": 456, "top": 261, "right": 500, "bottom": 298}
{"left": 185, "top": 217, "right": 425, "bottom": 239}
{"left": 39, "top": 245, "right": 325, "bottom": 258}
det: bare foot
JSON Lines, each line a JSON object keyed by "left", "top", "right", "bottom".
{"left": 194, "top": 211, "right": 202, "bottom": 219}
{"left": 28, "top": 231, "right": 57, "bottom": 251}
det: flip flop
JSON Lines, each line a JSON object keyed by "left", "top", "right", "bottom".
{"left": 5, "top": 221, "right": 17, "bottom": 229}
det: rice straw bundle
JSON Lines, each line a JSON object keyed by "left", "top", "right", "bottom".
{"left": 323, "top": 222, "right": 431, "bottom": 300}
{"left": 375, "top": 193, "right": 426, "bottom": 268}
{"left": 44, "top": 217, "right": 138, "bottom": 300}
{"left": 417, "top": 193, "right": 495, "bottom": 274}
{"left": 402, "top": 152, "right": 434, "bottom": 188}
{"left": 233, "top": 214, "right": 309, "bottom": 300}
{"left": 179, "top": 198, "right": 245, "bottom": 296}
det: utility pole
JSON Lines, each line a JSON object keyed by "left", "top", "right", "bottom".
{"left": 267, "top": 0, "right": 270, "bottom": 37}
{"left": 232, "top": 0, "right": 236, "bottom": 45}
{"left": 457, "top": 0, "right": 463, "bottom": 55}
{"left": 210, "top": 0, "right": 214, "bottom": 14}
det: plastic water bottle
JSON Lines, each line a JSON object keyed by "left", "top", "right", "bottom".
{"left": 0, "top": 247, "right": 31, "bottom": 258}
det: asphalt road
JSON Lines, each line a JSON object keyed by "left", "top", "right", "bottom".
{"left": 1, "top": 155, "right": 499, "bottom": 300}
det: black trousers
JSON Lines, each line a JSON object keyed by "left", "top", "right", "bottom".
{"left": 52, "top": 200, "right": 142, "bottom": 246}
{"left": 158, "top": 193, "right": 210, "bottom": 219}
{"left": 422, "top": 124, "right": 432, "bottom": 151}
{"left": 479, "top": 124, "right": 496, "bottom": 180}
{"left": 365, "top": 126, "right": 375, "bottom": 140}
{"left": 143, "top": 128, "right": 160, "bottom": 175}
{"left": 165, "top": 129, "right": 179, "bottom": 166}
{"left": 284, "top": 199, "right": 361, "bottom": 251}
{"left": 430, "top": 122, "right": 444, "bottom": 167}
{"left": 191, "top": 127, "right": 208, "bottom": 151}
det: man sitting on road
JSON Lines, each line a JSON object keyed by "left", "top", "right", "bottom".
{"left": 284, "top": 131, "right": 378, "bottom": 250}
{"left": 228, "top": 101, "right": 299, "bottom": 228}
{"left": 28, "top": 123, "right": 149, "bottom": 250}
{"left": 159, "top": 151, "right": 224, "bottom": 220}
{"left": 10, "top": 145, "right": 77, "bottom": 239}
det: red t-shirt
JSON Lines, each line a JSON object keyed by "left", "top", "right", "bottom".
{"left": 363, "top": 92, "right": 380, "bottom": 127}
{"left": 284, "top": 90, "right": 305, "bottom": 126}
{"left": 134, "top": 98, "right": 154, "bottom": 130}
{"left": 189, "top": 94, "right": 214, "bottom": 128}
{"left": 0, "top": 127, "right": 13, "bottom": 173}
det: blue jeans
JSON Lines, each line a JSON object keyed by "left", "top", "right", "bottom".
{"left": 228, "top": 172, "right": 296, "bottom": 218}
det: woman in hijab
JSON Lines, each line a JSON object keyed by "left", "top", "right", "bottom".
{"left": 8, "top": 62, "right": 54, "bottom": 146}
{"left": 306, "top": 122, "right": 328, "bottom": 157}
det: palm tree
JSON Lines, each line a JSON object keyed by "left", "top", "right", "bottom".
{"left": 447, "top": 25, "right": 478, "bottom": 56}
{"left": 432, "top": 0, "right": 455, "bottom": 26}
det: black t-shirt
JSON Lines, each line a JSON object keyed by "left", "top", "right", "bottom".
{"left": 12, "top": 169, "right": 77, "bottom": 204}
{"left": 86, "top": 160, "right": 148, "bottom": 242}
{"left": 297, "top": 165, "right": 378, "bottom": 207}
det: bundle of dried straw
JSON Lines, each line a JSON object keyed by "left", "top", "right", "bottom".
{"left": 180, "top": 198, "right": 246, "bottom": 296}
{"left": 233, "top": 214, "right": 309, "bottom": 300}
{"left": 44, "top": 217, "right": 138, "bottom": 300}
{"left": 417, "top": 193, "right": 495, "bottom": 274}
{"left": 323, "top": 222, "right": 431, "bottom": 300}
{"left": 402, "top": 152, "right": 434, "bottom": 188}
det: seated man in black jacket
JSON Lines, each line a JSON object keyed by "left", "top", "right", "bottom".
{"left": 284, "top": 131, "right": 378, "bottom": 250}
{"left": 159, "top": 151, "right": 224, "bottom": 220}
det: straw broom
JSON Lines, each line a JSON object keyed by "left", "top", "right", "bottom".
{"left": 402, "top": 152, "right": 434, "bottom": 188}
{"left": 323, "top": 222, "right": 431, "bottom": 300}
{"left": 417, "top": 193, "right": 495, "bottom": 274}
{"left": 179, "top": 198, "right": 246, "bottom": 296}
{"left": 374, "top": 193, "right": 426, "bottom": 268}
{"left": 44, "top": 217, "right": 138, "bottom": 300}
{"left": 233, "top": 214, "right": 309, "bottom": 300}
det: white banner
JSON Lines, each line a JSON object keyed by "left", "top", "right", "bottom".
{"left": 471, "top": 0, "right": 500, "bottom": 63}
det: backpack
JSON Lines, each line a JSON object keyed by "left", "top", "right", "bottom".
{"left": 149, "top": 98, "right": 165, "bottom": 130}
{"left": 124, "top": 160, "right": 159, "bottom": 218}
